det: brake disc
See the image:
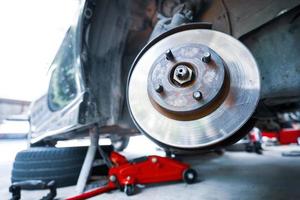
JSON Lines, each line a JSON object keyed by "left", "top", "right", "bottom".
{"left": 127, "top": 24, "right": 260, "bottom": 150}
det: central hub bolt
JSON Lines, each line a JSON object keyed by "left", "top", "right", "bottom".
{"left": 175, "top": 65, "right": 190, "bottom": 80}
{"left": 173, "top": 65, "right": 193, "bottom": 85}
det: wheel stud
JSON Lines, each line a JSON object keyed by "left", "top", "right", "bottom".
{"left": 165, "top": 49, "right": 174, "bottom": 61}
{"left": 193, "top": 91, "right": 202, "bottom": 101}
{"left": 202, "top": 52, "right": 211, "bottom": 63}
{"left": 154, "top": 84, "right": 163, "bottom": 93}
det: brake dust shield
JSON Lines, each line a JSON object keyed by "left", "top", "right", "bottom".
{"left": 127, "top": 24, "right": 260, "bottom": 150}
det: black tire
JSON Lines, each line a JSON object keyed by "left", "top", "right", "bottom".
{"left": 11, "top": 147, "right": 88, "bottom": 188}
{"left": 124, "top": 184, "right": 135, "bottom": 196}
{"left": 110, "top": 135, "right": 130, "bottom": 152}
{"left": 183, "top": 168, "right": 197, "bottom": 184}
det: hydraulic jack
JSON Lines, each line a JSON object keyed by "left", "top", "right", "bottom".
{"left": 66, "top": 150, "right": 197, "bottom": 200}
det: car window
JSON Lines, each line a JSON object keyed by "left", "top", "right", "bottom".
{"left": 48, "top": 30, "right": 77, "bottom": 111}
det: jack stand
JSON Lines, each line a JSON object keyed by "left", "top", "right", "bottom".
{"left": 76, "top": 127, "right": 113, "bottom": 194}
{"left": 76, "top": 128, "right": 99, "bottom": 194}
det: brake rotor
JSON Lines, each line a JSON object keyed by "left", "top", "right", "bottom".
{"left": 127, "top": 24, "right": 260, "bottom": 150}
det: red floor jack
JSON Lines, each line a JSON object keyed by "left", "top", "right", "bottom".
{"left": 66, "top": 150, "right": 197, "bottom": 200}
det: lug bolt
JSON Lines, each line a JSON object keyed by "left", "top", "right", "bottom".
{"left": 202, "top": 52, "right": 211, "bottom": 63}
{"left": 154, "top": 84, "right": 163, "bottom": 93}
{"left": 165, "top": 49, "right": 174, "bottom": 61}
{"left": 193, "top": 91, "right": 202, "bottom": 101}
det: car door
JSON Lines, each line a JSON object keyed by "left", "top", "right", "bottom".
{"left": 29, "top": 0, "right": 88, "bottom": 144}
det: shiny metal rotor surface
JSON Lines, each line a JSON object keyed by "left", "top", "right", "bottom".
{"left": 127, "top": 26, "right": 260, "bottom": 149}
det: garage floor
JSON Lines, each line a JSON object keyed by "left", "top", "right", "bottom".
{"left": 1, "top": 137, "right": 300, "bottom": 200}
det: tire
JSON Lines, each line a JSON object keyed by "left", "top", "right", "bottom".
{"left": 183, "top": 168, "right": 197, "bottom": 184}
{"left": 11, "top": 147, "right": 88, "bottom": 188}
{"left": 110, "top": 135, "right": 130, "bottom": 152}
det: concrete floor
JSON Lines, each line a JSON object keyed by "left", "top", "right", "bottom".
{"left": 1, "top": 137, "right": 300, "bottom": 200}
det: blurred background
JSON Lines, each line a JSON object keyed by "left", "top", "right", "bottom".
{"left": 0, "top": 0, "right": 77, "bottom": 138}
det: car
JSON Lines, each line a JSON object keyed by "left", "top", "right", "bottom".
{"left": 12, "top": 0, "right": 300, "bottom": 187}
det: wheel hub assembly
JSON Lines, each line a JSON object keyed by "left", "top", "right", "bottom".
{"left": 127, "top": 24, "right": 260, "bottom": 150}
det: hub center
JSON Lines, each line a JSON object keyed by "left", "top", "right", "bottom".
{"left": 147, "top": 43, "right": 228, "bottom": 120}
{"left": 173, "top": 64, "right": 193, "bottom": 86}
